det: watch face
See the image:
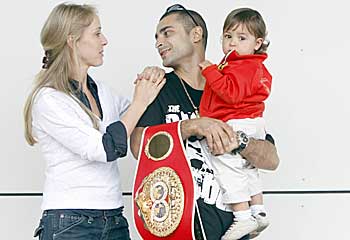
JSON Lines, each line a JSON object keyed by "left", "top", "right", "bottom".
{"left": 238, "top": 131, "right": 249, "bottom": 144}
{"left": 231, "top": 131, "right": 249, "bottom": 155}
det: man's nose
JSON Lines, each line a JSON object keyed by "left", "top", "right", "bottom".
{"left": 155, "top": 34, "right": 166, "bottom": 49}
{"left": 155, "top": 39, "right": 163, "bottom": 49}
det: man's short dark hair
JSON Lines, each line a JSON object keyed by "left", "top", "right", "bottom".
{"left": 160, "top": 10, "right": 208, "bottom": 50}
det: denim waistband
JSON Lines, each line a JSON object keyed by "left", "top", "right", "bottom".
{"left": 43, "top": 206, "right": 124, "bottom": 218}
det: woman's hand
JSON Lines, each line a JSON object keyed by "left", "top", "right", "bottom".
{"left": 133, "top": 75, "right": 166, "bottom": 107}
{"left": 120, "top": 70, "right": 165, "bottom": 138}
{"left": 134, "top": 66, "right": 165, "bottom": 83}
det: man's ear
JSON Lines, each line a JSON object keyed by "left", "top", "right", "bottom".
{"left": 67, "top": 35, "right": 75, "bottom": 49}
{"left": 255, "top": 38, "right": 263, "bottom": 51}
{"left": 191, "top": 26, "right": 203, "bottom": 44}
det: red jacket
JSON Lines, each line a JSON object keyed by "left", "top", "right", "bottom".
{"left": 200, "top": 51, "right": 272, "bottom": 122}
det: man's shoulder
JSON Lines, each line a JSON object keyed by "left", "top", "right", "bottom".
{"left": 165, "top": 71, "right": 176, "bottom": 78}
{"left": 156, "top": 71, "right": 180, "bottom": 93}
{"left": 165, "top": 71, "right": 179, "bottom": 83}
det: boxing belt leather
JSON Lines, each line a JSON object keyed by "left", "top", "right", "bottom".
{"left": 133, "top": 121, "right": 195, "bottom": 239}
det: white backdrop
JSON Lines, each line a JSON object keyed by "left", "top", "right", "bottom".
{"left": 1, "top": 0, "right": 349, "bottom": 239}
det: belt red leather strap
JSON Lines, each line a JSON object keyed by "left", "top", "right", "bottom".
{"left": 133, "top": 121, "right": 195, "bottom": 239}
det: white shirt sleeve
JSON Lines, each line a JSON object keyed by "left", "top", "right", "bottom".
{"left": 32, "top": 90, "right": 107, "bottom": 163}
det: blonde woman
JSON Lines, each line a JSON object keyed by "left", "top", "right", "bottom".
{"left": 24, "top": 3, "right": 165, "bottom": 240}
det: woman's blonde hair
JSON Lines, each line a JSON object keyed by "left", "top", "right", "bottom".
{"left": 24, "top": 3, "right": 99, "bottom": 145}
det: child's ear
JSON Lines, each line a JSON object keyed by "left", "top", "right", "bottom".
{"left": 192, "top": 26, "right": 203, "bottom": 44}
{"left": 255, "top": 38, "right": 264, "bottom": 51}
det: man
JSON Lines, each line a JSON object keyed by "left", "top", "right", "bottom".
{"left": 131, "top": 4, "right": 279, "bottom": 240}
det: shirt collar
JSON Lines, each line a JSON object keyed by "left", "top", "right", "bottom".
{"left": 69, "top": 75, "right": 103, "bottom": 120}
{"left": 69, "top": 75, "right": 97, "bottom": 93}
{"left": 222, "top": 50, "right": 268, "bottom": 64}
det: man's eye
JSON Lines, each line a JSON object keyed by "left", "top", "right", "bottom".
{"left": 96, "top": 32, "right": 101, "bottom": 36}
{"left": 164, "top": 31, "right": 169, "bottom": 37}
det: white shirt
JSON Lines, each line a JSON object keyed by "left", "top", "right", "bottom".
{"left": 32, "top": 80, "right": 130, "bottom": 210}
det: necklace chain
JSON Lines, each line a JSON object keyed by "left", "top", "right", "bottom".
{"left": 179, "top": 78, "right": 200, "bottom": 118}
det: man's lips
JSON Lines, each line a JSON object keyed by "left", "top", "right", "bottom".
{"left": 159, "top": 48, "right": 171, "bottom": 58}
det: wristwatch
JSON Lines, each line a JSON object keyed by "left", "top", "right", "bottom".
{"left": 231, "top": 131, "right": 250, "bottom": 154}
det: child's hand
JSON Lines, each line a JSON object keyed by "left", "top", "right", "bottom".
{"left": 199, "top": 60, "right": 213, "bottom": 70}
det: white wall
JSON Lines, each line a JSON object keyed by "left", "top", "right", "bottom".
{"left": 1, "top": 0, "right": 349, "bottom": 239}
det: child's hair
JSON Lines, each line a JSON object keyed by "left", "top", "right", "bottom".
{"left": 223, "top": 8, "right": 269, "bottom": 54}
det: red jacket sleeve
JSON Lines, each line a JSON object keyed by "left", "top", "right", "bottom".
{"left": 201, "top": 61, "right": 261, "bottom": 104}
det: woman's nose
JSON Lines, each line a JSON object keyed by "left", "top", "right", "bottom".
{"left": 101, "top": 33, "right": 108, "bottom": 46}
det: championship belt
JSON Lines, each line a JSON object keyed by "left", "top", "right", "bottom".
{"left": 133, "top": 121, "right": 195, "bottom": 239}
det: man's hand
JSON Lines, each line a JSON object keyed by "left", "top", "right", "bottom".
{"left": 180, "top": 117, "right": 280, "bottom": 170}
{"left": 241, "top": 138, "right": 279, "bottom": 170}
{"left": 181, "top": 117, "right": 238, "bottom": 155}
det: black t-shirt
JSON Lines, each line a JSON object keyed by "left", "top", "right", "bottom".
{"left": 138, "top": 71, "right": 202, "bottom": 126}
{"left": 136, "top": 71, "right": 248, "bottom": 240}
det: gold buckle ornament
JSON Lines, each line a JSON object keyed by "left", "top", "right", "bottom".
{"left": 135, "top": 167, "right": 184, "bottom": 237}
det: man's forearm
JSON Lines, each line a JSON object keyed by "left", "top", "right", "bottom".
{"left": 130, "top": 127, "right": 145, "bottom": 159}
{"left": 180, "top": 119, "right": 197, "bottom": 140}
{"left": 181, "top": 118, "right": 280, "bottom": 170}
{"left": 240, "top": 139, "right": 279, "bottom": 170}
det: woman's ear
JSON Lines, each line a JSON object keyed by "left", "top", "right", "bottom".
{"left": 191, "top": 26, "right": 203, "bottom": 44}
{"left": 67, "top": 35, "right": 75, "bottom": 49}
{"left": 255, "top": 38, "right": 263, "bottom": 51}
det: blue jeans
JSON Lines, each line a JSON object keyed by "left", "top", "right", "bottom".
{"left": 33, "top": 208, "right": 130, "bottom": 240}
